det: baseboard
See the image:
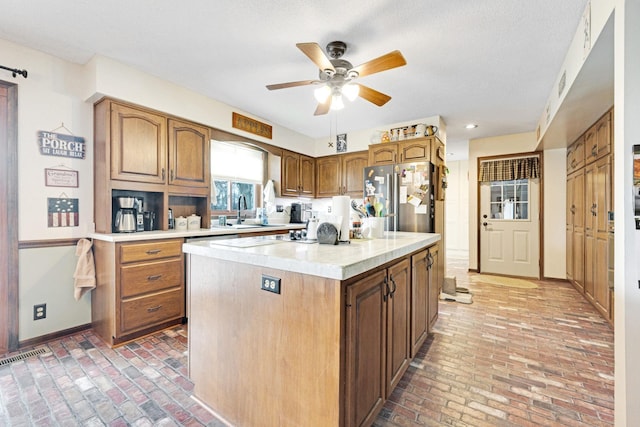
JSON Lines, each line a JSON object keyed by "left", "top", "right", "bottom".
{"left": 19, "top": 323, "right": 92, "bottom": 349}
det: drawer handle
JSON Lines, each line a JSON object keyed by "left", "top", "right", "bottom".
{"left": 146, "top": 249, "right": 162, "bottom": 255}
{"left": 147, "top": 305, "right": 162, "bottom": 313}
{"left": 147, "top": 274, "right": 162, "bottom": 281}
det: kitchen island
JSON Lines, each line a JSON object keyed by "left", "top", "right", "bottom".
{"left": 183, "top": 231, "right": 440, "bottom": 427}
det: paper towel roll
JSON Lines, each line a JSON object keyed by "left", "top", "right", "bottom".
{"left": 332, "top": 196, "right": 351, "bottom": 242}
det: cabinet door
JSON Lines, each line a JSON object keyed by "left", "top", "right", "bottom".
{"left": 585, "top": 127, "right": 598, "bottom": 164}
{"left": 111, "top": 103, "right": 167, "bottom": 184}
{"left": 428, "top": 245, "right": 440, "bottom": 331}
{"left": 299, "top": 154, "right": 315, "bottom": 196}
{"left": 594, "top": 156, "right": 611, "bottom": 316}
{"left": 386, "top": 259, "right": 410, "bottom": 397}
{"left": 596, "top": 111, "right": 612, "bottom": 159}
{"left": 342, "top": 152, "right": 368, "bottom": 197}
{"left": 398, "top": 140, "right": 430, "bottom": 163}
{"left": 368, "top": 144, "right": 397, "bottom": 166}
{"left": 567, "top": 136, "right": 585, "bottom": 173}
{"left": 584, "top": 164, "right": 596, "bottom": 298}
{"left": 281, "top": 151, "right": 300, "bottom": 196}
{"left": 345, "top": 270, "right": 387, "bottom": 427}
{"left": 316, "top": 156, "right": 341, "bottom": 197}
{"left": 168, "top": 119, "right": 209, "bottom": 188}
{"left": 411, "top": 250, "right": 429, "bottom": 357}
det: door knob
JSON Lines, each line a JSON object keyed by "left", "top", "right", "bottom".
{"left": 483, "top": 214, "right": 488, "bottom": 219}
{"left": 483, "top": 222, "right": 488, "bottom": 226}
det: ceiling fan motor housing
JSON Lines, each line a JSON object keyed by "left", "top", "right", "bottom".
{"left": 326, "top": 41, "right": 347, "bottom": 59}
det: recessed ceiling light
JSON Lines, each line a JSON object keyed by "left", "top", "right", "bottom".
{"left": 465, "top": 124, "right": 478, "bottom": 129}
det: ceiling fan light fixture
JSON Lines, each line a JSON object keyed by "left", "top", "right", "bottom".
{"left": 330, "top": 94, "right": 344, "bottom": 111}
{"left": 342, "top": 84, "right": 359, "bottom": 102}
{"left": 314, "top": 85, "right": 331, "bottom": 103}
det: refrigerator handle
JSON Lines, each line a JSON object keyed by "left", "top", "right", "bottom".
{"left": 387, "top": 172, "right": 399, "bottom": 231}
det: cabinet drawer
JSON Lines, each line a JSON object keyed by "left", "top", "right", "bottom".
{"left": 121, "top": 259, "right": 183, "bottom": 298}
{"left": 120, "top": 239, "right": 182, "bottom": 263}
{"left": 121, "top": 289, "right": 184, "bottom": 333}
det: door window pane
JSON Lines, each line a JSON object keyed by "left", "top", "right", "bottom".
{"left": 489, "top": 179, "right": 529, "bottom": 220}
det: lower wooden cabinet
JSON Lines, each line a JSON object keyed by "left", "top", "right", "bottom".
{"left": 428, "top": 244, "right": 440, "bottom": 331}
{"left": 345, "top": 256, "right": 421, "bottom": 427}
{"left": 92, "top": 238, "right": 185, "bottom": 346}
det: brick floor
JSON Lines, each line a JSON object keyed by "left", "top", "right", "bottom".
{"left": 0, "top": 258, "right": 613, "bottom": 426}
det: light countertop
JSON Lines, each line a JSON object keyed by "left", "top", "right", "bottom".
{"left": 183, "top": 232, "right": 441, "bottom": 280}
{"left": 89, "top": 224, "right": 305, "bottom": 242}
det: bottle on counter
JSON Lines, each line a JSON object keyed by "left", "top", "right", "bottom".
{"left": 168, "top": 208, "right": 174, "bottom": 229}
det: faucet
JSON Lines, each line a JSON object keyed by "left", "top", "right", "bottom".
{"left": 237, "top": 195, "right": 247, "bottom": 224}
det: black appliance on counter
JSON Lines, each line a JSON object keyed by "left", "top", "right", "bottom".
{"left": 290, "top": 203, "right": 303, "bottom": 223}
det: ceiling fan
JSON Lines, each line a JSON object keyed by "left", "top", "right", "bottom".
{"left": 266, "top": 41, "right": 407, "bottom": 115}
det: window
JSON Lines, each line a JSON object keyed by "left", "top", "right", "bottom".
{"left": 489, "top": 179, "right": 529, "bottom": 220}
{"left": 211, "top": 141, "right": 265, "bottom": 216}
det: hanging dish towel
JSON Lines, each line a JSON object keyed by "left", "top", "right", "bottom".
{"left": 73, "top": 238, "right": 96, "bottom": 301}
{"left": 263, "top": 179, "right": 276, "bottom": 213}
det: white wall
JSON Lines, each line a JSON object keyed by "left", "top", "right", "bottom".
{"left": 543, "top": 148, "right": 567, "bottom": 278}
{"left": 445, "top": 160, "right": 469, "bottom": 258}
{"left": 614, "top": 0, "right": 640, "bottom": 424}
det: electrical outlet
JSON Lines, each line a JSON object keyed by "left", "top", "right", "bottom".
{"left": 261, "top": 275, "right": 281, "bottom": 294}
{"left": 33, "top": 303, "right": 46, "bottom": 320}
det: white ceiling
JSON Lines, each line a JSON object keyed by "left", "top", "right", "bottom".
{"left": 0, "top": 0, "right": 592, "bottom": 156}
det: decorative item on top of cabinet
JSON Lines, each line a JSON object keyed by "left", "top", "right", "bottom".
{"left": 92, "top": 238, "right": 185, "bottom": 347}
{"left": 316, "top": 151, "right": 368, "bottom": 198}
{"left": 281, "top": 150, "right": 315, "bottom": 197}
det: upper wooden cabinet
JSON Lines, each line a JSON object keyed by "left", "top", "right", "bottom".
{"left": 282, "top": 150, "right": 315, "bottom": 197}
{"left": 368, "top": 137, "right": 440, "bottom": 166}
{"left": 316, "top": 151, "right": 368, "bottom": 198}
{"left": 168, "top": 118, "right": 210, "bottom": 188}
{"left": 567, "top": 135, "right": 586, "bottom": 174}
{"left": 110, "top": 102, "right": 167, "bottom": 184}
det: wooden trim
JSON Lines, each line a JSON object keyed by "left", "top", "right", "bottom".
{"left": 19, "top": 323, "right": 92, "bottom": 349}
{"left": 18, "top": 238, "right": 81, "bottom": 249}
{"left": 0, "top": 81, "right": 19, "bottom": 354}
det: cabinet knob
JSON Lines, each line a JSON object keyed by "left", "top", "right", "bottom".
{"left": 389, "top": 274, "right": 397, "bottom": 296}
{"left": 162, "top": 168, "right": 165, "bottom": 180}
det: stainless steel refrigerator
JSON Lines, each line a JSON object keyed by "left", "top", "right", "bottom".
{"left": 363, "top": 162, "right": 435, "bottom": 232}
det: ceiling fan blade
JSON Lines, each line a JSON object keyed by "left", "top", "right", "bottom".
{"left": 266, "top": 80, "right": 318, "bottom": 90}
{"left": 314, "top": 98, "right": 331, "bottom": 116}
{"left": 296, "top": 42, "right": 336, "bottom": 73}
{"left": 352, "top": 50, "right": 407, "bottom": 78}
{"left": 357, "top": 84, "right": 392, "bottom": 106}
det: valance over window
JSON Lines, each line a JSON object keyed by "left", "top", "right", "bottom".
{"left": 479, "top": 156, "right": 540, "bottom": 182}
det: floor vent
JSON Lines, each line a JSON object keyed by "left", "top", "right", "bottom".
{"left": 0, "top": 347, "right": 48, "bottom": 367}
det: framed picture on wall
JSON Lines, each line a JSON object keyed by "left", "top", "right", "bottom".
{"left": 337, "top": 133, "right": 347, "bottom": 153}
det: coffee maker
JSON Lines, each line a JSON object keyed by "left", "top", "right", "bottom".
{"left": 114, "top": 196, "right": 137, "bottom": 232}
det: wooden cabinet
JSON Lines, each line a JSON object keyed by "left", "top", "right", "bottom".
{"left": 345, "top": 258, "right": 411, "bottom": 427}
{"left": 566, "top": 169, "right": 585, "bottom": 291}
{"left": 368, "top": 137, "right": 439, "bottom": 166}
{"left": 584, "top": 155, "right": 611, "bottom": 320}
{"left": 110, "top": 102, "right": 167, "bottom": 184}
{"left": 315, "top": 151, "right": 368, "bottom": 198}
{"left": 428, "top": 244, "right": 440, "bottom": 331}
{"left": 586, "top": 110, "right": 612, "bottom": 164}
{"left": 94, "top": 98, "right": 211, "bottom": 233}
{"left": 567, "top": 135, "right": 585, "bottom": 174}
{"left": 565, "top": 107, "right": 613, "bottom": 325}
{"left": 282, "top": 150, "right": 315, "bottom": 197}
{"left": 411, "top": 250, "right": 429, "bottom": 356}
{"left": 92, "top": 238, "right": 185, "bottom": 347}
{"left": 168, "top": 118, "right": 210, "bottom": 188}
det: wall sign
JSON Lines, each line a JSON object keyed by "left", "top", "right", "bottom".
{"left": 38, "top": 131, "right": 86, "bottom": 159}
{"left": 45, "top": 168, "right": 79, "bottom": 188}
{"left": 337, "top": 133, "right": 347, "bottom": 153}
{"left": 47, "top": 196, "right": 79, "bottom": 227}
{"left": 232, "top": 112, "right": 272, "bottom": 139}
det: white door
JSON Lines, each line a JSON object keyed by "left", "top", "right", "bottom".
{"left": 480, "top": 178, "right": 540, "bottom": 278}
